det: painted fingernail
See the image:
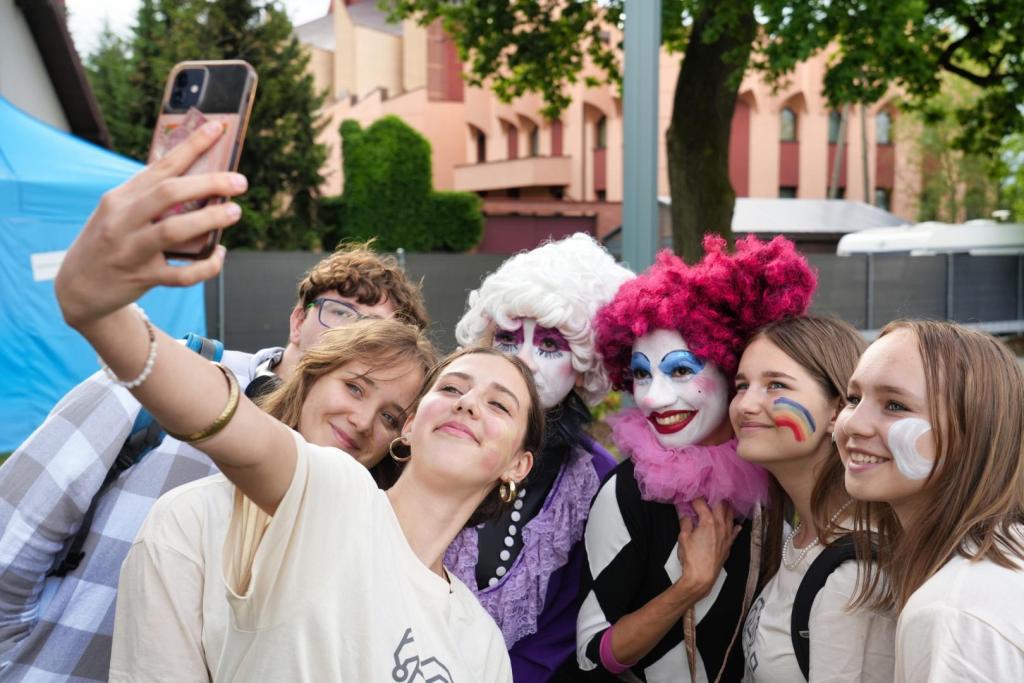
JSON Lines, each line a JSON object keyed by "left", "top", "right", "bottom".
{"left": 230, "top": 174, "right": 248, "bottom": 190}
{"left": 225, "top": 203, "right": 241, "bottom": 219}
{"left": 203, "top": 121, "right": 223, "bottom": 136}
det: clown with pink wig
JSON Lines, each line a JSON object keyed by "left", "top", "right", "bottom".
{"left": 576, "top": 235, "right": 816, "bottom": 683}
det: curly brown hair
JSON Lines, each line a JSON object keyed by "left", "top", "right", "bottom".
{"left": 297, "top": 240, "right": 429, "bottom": 330}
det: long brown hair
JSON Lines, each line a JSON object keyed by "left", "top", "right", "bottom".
{"left": 743, "top": 315, "right": 867, "bottom": 586}
{"left": 393, "top": 346, "right": 546, "bottom": 527}
{"left": 853, "top": 320, "right": 1024, "bottom": 610}
{"left": 257, "top": 319, "right": 438, "bottom": 487}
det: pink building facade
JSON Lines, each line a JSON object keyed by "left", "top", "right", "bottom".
{"left": 298, "top": 1, "right": 918, "bottom": 249}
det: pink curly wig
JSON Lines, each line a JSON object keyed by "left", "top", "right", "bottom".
{"left": 596, "top": 234, "right": 817, "bottom": 390}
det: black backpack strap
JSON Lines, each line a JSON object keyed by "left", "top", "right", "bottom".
{"left": 790, "top": 535, "right": 860, "bottom": 680}
{"left": 48, "top": 334, "right": 223, "bottom": 578}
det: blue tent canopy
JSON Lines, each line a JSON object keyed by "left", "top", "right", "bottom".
{"left": 0, "top": 97, "right": 205, "bottom": 451}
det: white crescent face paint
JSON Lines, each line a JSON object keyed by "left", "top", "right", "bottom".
{"left": 886, "top": 417, "right": 934, "bottom": 480}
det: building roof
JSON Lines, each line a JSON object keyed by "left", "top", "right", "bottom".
{"left": 659, "top": 196, "right": 908, "bottom": 234}
{"left": 14, "top": 0, "right": 110, "bottom": 148}
{"left": 347, "top": 2, "right": 402, "bottom": 36}
{"left": 295, "top": 14, "right": 335, "bottom": 52}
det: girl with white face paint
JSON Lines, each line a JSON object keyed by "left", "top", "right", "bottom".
{"left": 451, "top": 233, "right": 633, "bottom": 681}
{"left": 578, "top": 235, "right": 816, "bottom": 683}
{"left": 835, "top": 320, "right": 1024, "bottom": 683}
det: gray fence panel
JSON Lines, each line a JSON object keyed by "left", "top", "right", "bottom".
{"left": 205, "top": 251, "right": 509, "bottom": 354}
{"left": 401, "top": 252, "right": 509, "bottom": 352}
{"left": 204, "top": 251, "right": 1024, "bottom": 356}
{"left": 952, "top": 254, "right": 1019, "bottom": 323}
{"left": 806, "top": 254, "right": 868, "bottom": 328}
{"left": 871, "top": 253, "right": 947, "bottom": 327}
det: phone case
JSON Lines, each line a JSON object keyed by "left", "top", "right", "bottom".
{"left": 148, "top": 60, "right": 258, "bottom": 259}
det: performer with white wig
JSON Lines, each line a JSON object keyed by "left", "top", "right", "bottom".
{"left": 446, "top": 233, "right": 633, "bottom": 681}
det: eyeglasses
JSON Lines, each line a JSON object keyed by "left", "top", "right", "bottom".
{"left": 306, "top": 298, "right": 378, "bottom": 329}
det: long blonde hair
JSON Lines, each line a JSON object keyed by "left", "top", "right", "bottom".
{"left": 258, "top": 319, "right": 438, "bottom": 486}
{"left": 853, "top": 320, "right": 1024, "bottom": 610}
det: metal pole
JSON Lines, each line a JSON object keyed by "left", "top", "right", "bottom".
{"left": 621, "top": 0, "right": 661, "bottom": 272}
{"left": 946, "top": 253, "right": 955, "bottom": 321}
{"left": 865, "top": 253, "right": 874, "bottom": 330}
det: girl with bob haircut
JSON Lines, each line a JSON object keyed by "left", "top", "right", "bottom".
{"left": 450, "top": 233, "right": 631, "bottom": 681}
{"left": 731, "top": 315, "right": 894, "bottom": 681}
{"left": 835, "top": 320, "right": 1024, "bottom": 681}
{"left": 111, "top": 319, "right": 437, "bottom": 680}
{"left": 578, "top": 235, "right": 815, "bottom": 683}
{"left": 55, "top": 125, "right": 544, "bottom": 681}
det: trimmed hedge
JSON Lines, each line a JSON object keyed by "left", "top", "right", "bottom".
{"left": 322, "top": 116, "right": 483, "bottom": 252}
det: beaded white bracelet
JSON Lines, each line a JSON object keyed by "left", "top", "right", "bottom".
{"left": 100, "top": 304, "right": 157, "bottom": 389}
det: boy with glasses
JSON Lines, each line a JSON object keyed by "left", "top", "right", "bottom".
{"left": 0, "top": 242, "right": 428, "bottom": 681}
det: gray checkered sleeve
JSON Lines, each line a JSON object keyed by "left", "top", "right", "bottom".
{"left": 0, "top": 372, "right": 140, "bottom": 660}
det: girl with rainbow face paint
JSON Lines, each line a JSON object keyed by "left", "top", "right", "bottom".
{"left": 577, "top": 235, "right": 815, "bottom": 683}
{"left": 730, "top": 316, "right": 895, "bottom": 682}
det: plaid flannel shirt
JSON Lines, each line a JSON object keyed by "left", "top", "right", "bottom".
{"left": 0, "top": 347, "right": 281, "bottom": 682}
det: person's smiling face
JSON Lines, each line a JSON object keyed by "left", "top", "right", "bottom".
{"left": 835, "top": 329, "right": 938, "bottom": 519}
{"left": 297, "top": 359, "right": 423, "bottom": 467}
{"left": 630, "top": 329, "right": 731, "bottom": 448}
{"left": 730, "top": 335, "right": 837, "bottom": 466}
{"left": 407, "top": 352, "right": 534, "bottom": 489}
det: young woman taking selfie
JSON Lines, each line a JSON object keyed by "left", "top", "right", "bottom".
{"left": 57, "top": 123, "right": 540, "bottom": 681}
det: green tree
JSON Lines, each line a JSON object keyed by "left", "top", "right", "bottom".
{"left": 384, "top": 0, "right": 1024, "bottom": 262}
{"left": 85, "top": 0, "right": 327, "bottom": 249}
{"left": 333, "top": 116, "right": 483, "bottom": 252}
{"left": 911, "top": 75, "right": 1005, "bottom": 223}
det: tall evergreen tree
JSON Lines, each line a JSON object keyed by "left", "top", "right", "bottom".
{"left": 85, "top": 0, "right": 327, "bottom": 249}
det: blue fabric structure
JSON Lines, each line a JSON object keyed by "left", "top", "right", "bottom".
{"left": 0, "top": 97, "right": 205, "bottom": 451}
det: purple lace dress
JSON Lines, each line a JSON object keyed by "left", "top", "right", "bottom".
{"left": 445, "top": 434, "right": 615, "bottom": 681}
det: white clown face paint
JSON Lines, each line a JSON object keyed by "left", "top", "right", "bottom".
{"left": 631, "top": 329, "right": 731, "bottom": 448}
{"left": 887, "top": 417, "right": 935, "bottom": 480}
{"left": 493, "top": 318, "right": 579, "bottom": 410}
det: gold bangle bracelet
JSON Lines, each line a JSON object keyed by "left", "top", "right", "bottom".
{"left": 166, "top": 363, "right": 241, "bottom": 443}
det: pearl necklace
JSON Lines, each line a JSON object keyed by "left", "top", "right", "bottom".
{"left": 782, "top": 499, "right": 854, "bottom": 570}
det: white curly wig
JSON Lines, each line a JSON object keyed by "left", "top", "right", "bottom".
{"left": 456, "top": 233, "right": 634, "bottom": 406}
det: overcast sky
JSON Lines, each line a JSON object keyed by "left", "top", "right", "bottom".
{"left": 64, "top": 0, "right": 328, "bottom": 58}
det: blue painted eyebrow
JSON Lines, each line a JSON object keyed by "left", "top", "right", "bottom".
{"left": 658, "top": 350, "right": 705, "bottom": 376}
{"left": 630, "top": 352, "right": 652, "bottom": 373}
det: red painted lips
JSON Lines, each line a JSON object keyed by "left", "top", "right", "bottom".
{"left": 647, "top": 410, "right": 696, "bottom": 435}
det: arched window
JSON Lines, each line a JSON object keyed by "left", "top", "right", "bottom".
{"left": 876, "top": 111, "right": 892, "bottom": 145}
{"left": 828, "top": 111, "right": 843, "bottom": 144}
{"left": 780, "top": 108, "right": 797, "bottom": 142}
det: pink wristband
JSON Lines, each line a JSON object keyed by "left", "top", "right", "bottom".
{"left": 599, "top": 626, "right": 635, "bottom": 674}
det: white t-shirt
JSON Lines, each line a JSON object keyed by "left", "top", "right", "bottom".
{"left": 743, "top": 539, "right": 895, "bottom": 682}
{"left": 896, "top": 547, "right": 1024, "bottom": 682}
{"left": 217, "top": 430, "right": 512, "bottom": 682}
{"left": 110, "top": 474, "right": 235, "bottom": 681}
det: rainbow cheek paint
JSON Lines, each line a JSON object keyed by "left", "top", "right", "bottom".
{"left": 771, "top": 397, "right": 817, "bottom": 442}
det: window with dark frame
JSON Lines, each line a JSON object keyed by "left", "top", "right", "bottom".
{"left": 780, "top": 108, "right": 797, "bottom": 142}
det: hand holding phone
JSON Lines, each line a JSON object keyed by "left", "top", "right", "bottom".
{"left": 148, "top": 61, "right": 257, "bottom": 259}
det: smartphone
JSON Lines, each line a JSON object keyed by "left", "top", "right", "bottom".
{"left": 147, "top": 60, "right": 258, "bottom": 259}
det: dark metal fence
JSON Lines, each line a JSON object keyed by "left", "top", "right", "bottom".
{"left": 206, "top": 252, "right": 1024, "bottom": 354}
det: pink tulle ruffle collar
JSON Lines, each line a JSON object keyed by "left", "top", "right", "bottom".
{"left": 609, "top": 408, "right": 770, "bottom": 520}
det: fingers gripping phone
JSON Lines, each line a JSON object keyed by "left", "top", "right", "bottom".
{"left": 147, "top": 60, "right": 257, "bottom": 259}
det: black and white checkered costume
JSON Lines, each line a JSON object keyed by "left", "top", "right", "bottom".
{"left": 576, "top": 459, "right": 751, "bottom": 682}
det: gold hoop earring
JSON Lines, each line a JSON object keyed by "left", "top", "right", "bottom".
{"left": 389, "top": 435, "right": 411, "bottom": 463}
{"left": 499, "top": 479, "right": 517, "bottom": 504}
